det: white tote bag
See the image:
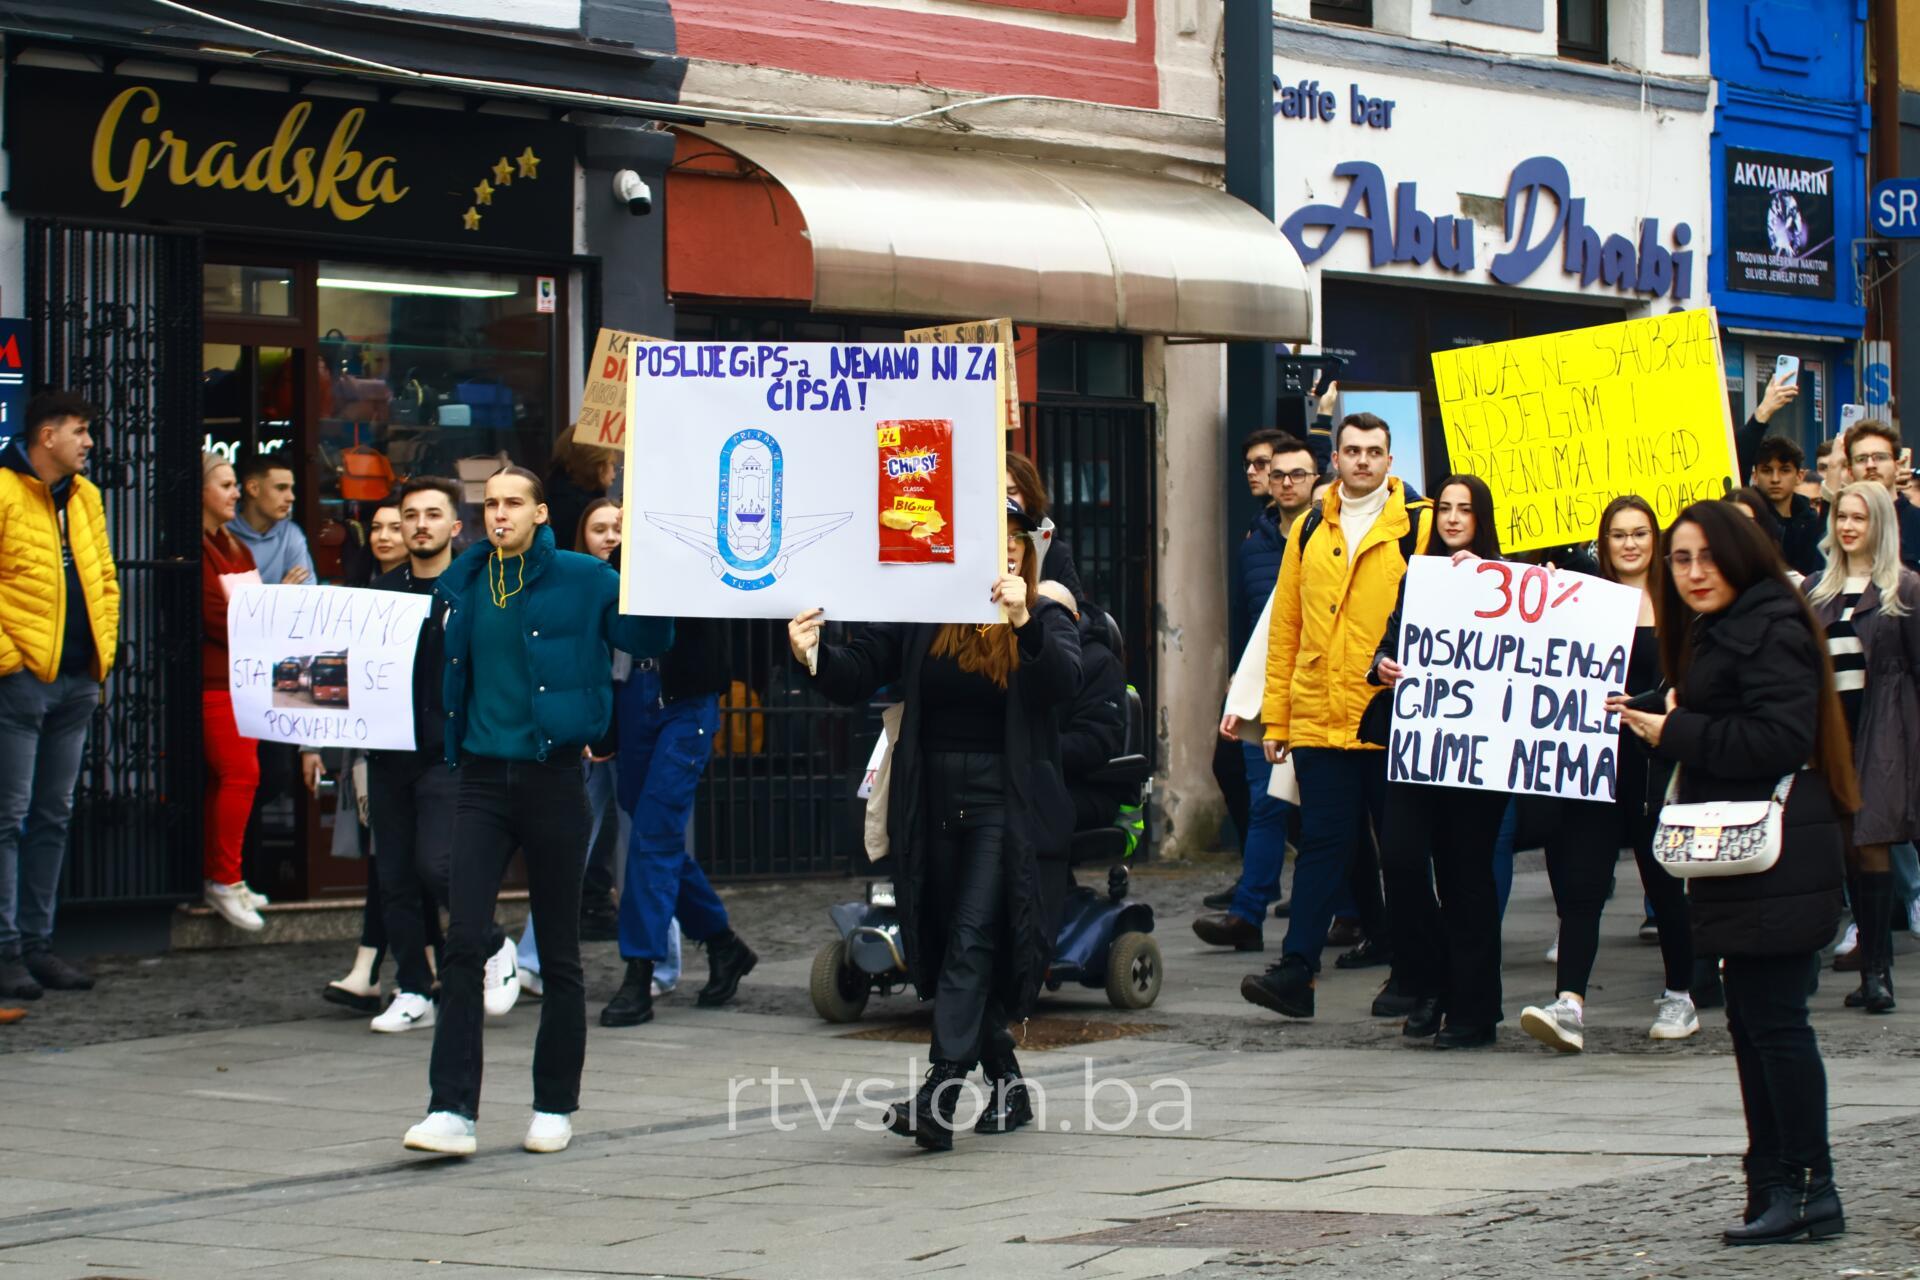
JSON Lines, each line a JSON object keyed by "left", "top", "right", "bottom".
{"left": 861, "top": 703, "right": 906, "bottom": 862}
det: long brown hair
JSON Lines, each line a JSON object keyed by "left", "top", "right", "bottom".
{"left": 1657, "top": 501, "right": 1859, "bottom": 813}
{"left": 1596, "top": 494, "right": 1663, "bottom": 600}
{"left": 574, "top": 496, "right": 619, "bottom": 555}
{"left": 1004, "top": 451, "right": 1050, "bottom": 523}
{"left": 928, "top": 532, "right": 1040, "bottom": 689}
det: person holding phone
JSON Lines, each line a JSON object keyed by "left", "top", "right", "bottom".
{"left": 1519, "top": 496, "right": 1697, "bottom": 1052}
{"left": 1736, "top": 371, "right": 1823, "bottom": 577}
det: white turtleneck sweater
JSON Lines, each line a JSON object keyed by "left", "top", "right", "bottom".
{"left": 1337, "top": 480, "right": 1391, "bottom": 556}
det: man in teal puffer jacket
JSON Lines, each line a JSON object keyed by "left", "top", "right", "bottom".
{"left": 404, "top": 465, "right": 672, "bottom": 1159}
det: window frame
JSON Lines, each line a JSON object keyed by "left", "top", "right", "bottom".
{"left": 1309, "top": 0, "right": 1373, "bottom": 28}
{"left": 1557, "top": 0, "right": 1609, "bottom": 63}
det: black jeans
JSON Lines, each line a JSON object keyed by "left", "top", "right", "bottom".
{"left": 922, "top": 751, "right": 1011, "bottom": 1071}
{"left": 1542, "top": 795, "right": 1692, "bottom": 997}
{"left": 366, "top": 753, "right": 465, "bottom": 997}
{"left": 1379, "top": 782, "right": 1507, "bottom": 1026}
{"left": 428, "top": 754, "right": 590, "bottom": 1120}
{"left": 1724, "top": 951, "right": 1831, "bottom": 1177}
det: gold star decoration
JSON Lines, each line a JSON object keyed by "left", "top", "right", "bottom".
{"left": 491, "top": 156, "right": 514, "bottom": 186}
{"left": 473, "top": 178, "right": 494, "bottom": 206}
{"left": 516, "top": 147, "right": 540, "bottom": 179}
{"left": 462, "top": 206, "right": 482, "bottom": 231}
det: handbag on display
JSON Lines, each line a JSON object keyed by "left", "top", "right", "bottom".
{"left": 455, "top": 451, "right": 511, "bottom": 505}
{"left": 339, "top": 426, "right": 398, "bottom": 502}
{"left": 1651, "top": 767, "right": 1797, "bottom": 879}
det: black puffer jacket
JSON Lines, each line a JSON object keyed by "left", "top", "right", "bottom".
{"left": 811, "top": 604, "right": 1081, "bottom": 1016}
{"left": 1656, "top": 577, "right": 1847, "bottom": 957}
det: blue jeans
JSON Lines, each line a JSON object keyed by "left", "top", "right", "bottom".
{"left": 615, "top": 672, "right": 726, "bottom": 962}
{"left": 1493, "top": 800, "right": 1516, "bottom": 919}
{"left": 0, "top": 672, "right": 99, "bottom": 957}
{"left": 1891, "top": 843, "right": 1920, "bottom": 913}
{"left": 1230, "top": 741, "right": 1291, "bottom": 926}
{"left": 1283, "top": 747, "right": 1389, "bottom": 972}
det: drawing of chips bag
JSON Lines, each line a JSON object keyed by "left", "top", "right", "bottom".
{"left": 876, "top": 419, "right": 955, "bottom": 564}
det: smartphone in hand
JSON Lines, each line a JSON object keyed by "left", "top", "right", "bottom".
{"left": 1622, "top": 686, "right": 1669, "bottom": 714}
{"left": 1774, "top": 354, "right": 1801, "bottom": 390}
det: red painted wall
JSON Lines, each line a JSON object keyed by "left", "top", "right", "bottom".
{"left": 673, "top": 0, "right": 1158, "bottom": 109}
{"left": 665, "top": 134, "right": 815, "bottom": 303}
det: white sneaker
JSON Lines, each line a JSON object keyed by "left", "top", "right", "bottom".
{"left": 404, "top": 1111, "right": 476, "bottom": 1156}
{"left": 1908, "top": 898, "right": 1920, "bottom": 939}
{"left": 204, "top": 880, "right": 265, "bottom": 932}
{"left": 371, "top": 991, "right": 436, "bottom": 1033}
{"left": 650, "top": 979, "right": 668, "bottom": 998}
{"left": 520, "top": 968, "right": 544, "bottom": 998}
{"left": 483, "top": 937, "right": 522, "bottom": 1016}
{"left": 1519, "top": 996, "right": 1585, "bottom": 1052}
{"left": 1835, "top": 923, "right": 1859, "bottom": 958}
{"left": 1649, "top": 993, "right": 1700, "bottom": 1041}
{"left": 236, "top": 881, "right": 271, "bottom": 910}
{"left": 1544, "top": 931, "right": 1559, "bottom": 965}
{"left": 524, "top": 1111, "right": 572, "bottom": 1153}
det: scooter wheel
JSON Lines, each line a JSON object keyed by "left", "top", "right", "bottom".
{"left": 1106, "top": 932, "right": 1162, "bottom": 1010}
{"left": 810, "top": 939, "right": 871, "bottom": 1023}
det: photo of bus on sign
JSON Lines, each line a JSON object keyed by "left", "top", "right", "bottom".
{"left": 270, "top": 652, "right": 351, "bottom": 709}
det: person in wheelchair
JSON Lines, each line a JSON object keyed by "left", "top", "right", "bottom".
{"left": 789, "top": 502, "right": 1081, "bottom": 1152}
{"left": 1036, "top": 583, "right": 1130, "bottom": 836}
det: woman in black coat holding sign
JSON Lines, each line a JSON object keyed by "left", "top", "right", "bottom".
{"left": 788, "top": 502, "right": 1080, "bottom": 1152}
{"left": 1617, "top": 501, "right": 1856, "bottom": 1246}
{"left": 1368, "top": 475, "right": 1508, "bottom": 1049}
{"left": 1518, "top": 495, "right": 1696, "bottom": 1053}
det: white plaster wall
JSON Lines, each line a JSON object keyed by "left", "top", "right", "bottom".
{"left": 330, "top": 0, "right": 582, "bottom": 28}
{"left": 1272, "top": 55, "right": 1714, "bottom": 329}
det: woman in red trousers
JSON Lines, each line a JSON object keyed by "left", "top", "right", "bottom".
{"left": 201, "top": 453, "right": 267, "bottom": 931}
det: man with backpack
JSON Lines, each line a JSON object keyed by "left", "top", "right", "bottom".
{"left": 1240, "top": 412, "right": 1431, "bottom": 1020}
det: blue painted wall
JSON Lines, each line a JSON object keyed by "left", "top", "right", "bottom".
{"left": 1708, "top": 0, "right": 1870, "bottom": 341}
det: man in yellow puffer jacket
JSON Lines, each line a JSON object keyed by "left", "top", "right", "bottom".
{"left": 1241, "top": 412, "right": 1429, "bottom": 1022}
{"left": 0, "top": 391, "right": 120, "bottom": 1001}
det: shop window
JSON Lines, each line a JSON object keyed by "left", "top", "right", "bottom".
{"left": 1310, "top": 0, "right": 1373, "bottom": 26}
{"left": 1037, "top": 333, "right": 1141, "bottom": 400}
{"left": 205, "top": 263, "right": 295, "bottom": 318}
{"left": 1558, "top": 0, "right": 1608, "bottom": 63}
{"left": 312, "top": 262, "right": 557, "bottom": 533}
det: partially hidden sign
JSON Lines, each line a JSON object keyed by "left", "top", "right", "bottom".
{"left": 1431, "top": 307, "right": 1737, "bottom": 555}
{"left": 571, "top": 328, "right": 660, "bottom": 454}
{"left": 226, "top": 584, "right": 432, "bottom": 751}
{"left": 906, "top": 319, "right": 1019, "bottom": 433}
{"left": 621, "top": 342, "right": 1002, "bottom": 623}
{"left": 1390, "top": 557, "right": 1640, "bottom": 802}
{"left": 3, "top": 64, "right": 575, "bottom": 253}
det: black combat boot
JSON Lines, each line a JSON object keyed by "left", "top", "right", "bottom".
{"left": 696, "top": 930, "right": 758, "bottom": 1007}
{"left": 599, "top": 959, "right": 655, "bottom": 1027}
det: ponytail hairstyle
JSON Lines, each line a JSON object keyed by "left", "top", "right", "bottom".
{"left": 928, "top": 530, "right": 1042, "bottom": 689}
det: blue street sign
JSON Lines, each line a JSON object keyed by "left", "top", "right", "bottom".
{"left": 0, "top": 319, "right": 28, "bottom": 452}
{"left": 1871, "top": 179, "right": 1920, "bottom": 239}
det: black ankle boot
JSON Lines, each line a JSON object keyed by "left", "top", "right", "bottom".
{"left": 882, "top": 1061, "right": 968, "bottom": 1151}
{"left": 696, "top": 931, "right": 758, "bottom": 1007}
{"left": 1724, "top": 1166, "right": 1844, "bottom": 1245}
{"left": 975, "top": 1052, "right": 1034, "bottom": 1135}
{"left": 599, "top": 959, "right": 655, "bottom": 1027}
{"left": 1739, "top": 1154, "right": 1784, "bottom": 1227}
{"left": 1846, "top": 873, "right": 1896, "bottom": 1013}
{"left": 1402, "top": 996, "right": 1443, "bottom": 1038}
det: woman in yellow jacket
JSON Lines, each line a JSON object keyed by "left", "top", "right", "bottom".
{"left": 0, "top": 391, "right": 118, "bottom": 1000}
{"left": 1242, "top": 413, "right": 1429, "bottom": 1021}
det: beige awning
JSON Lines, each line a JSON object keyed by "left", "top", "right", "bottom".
{"left": 684, "top": 125, "right": 1312, "bottom": 342}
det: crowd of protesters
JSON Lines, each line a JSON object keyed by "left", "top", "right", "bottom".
{"left": 2, "top": 374, "right": 1915, "bottom": 1247}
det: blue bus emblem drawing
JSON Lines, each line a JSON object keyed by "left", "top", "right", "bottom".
{"left": 644, "top": 428, "right": 851, "bottom": 594}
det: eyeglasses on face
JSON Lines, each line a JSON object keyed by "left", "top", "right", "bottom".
{"left": 1271, "top": 468, "right": 1315, "bottom": 485}
{"left": 1666, "top": 549, "right": 1718, "bottom": 572}
{"left": 1245, "top": 457, "right": 1271, "bottom": 473}
{"left": 1606, "top": 529, "right": 1654, "bottom": 544}
{"left": 1852, "top": 452, "right": 1895, "bottom": 467}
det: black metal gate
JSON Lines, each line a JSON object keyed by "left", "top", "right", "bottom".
{"left": 1025, "top": 398, "right": 1158, "bottom": 761}
{"left": 28, "top": 221, "right": 205, "bottom": 906}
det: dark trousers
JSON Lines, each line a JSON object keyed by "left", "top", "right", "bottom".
{"left": 1724, "top": 951, "right": 1831, "bottom": 1177}
{"left": 923, "top": 751, "right": 1010, "bottom": 1070}
{"left": 1283, "top": 747, "right": 1388, "bottom": 971}
{"left": 1543, "top": 796, "right": 1692, "bottom": 996}
{"left": 367, "top": 753, "right": 465, "bottom": 997}
{"left": 1211, "top": 736, "right": 1250, "bottom": 853}
{"left": 428, "top": 755, "right": 590, "bottom": 1120}
{"left": 1379, "top": 782, "right": 1507, "bottom": 1026}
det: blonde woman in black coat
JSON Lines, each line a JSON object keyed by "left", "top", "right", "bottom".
{"left": 1615, "top": 501, "right": 1860, "bottom": 1247}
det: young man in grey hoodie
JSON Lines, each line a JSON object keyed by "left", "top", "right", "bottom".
{"left": 227, "top": 453, "right": 315, "bottom": 585}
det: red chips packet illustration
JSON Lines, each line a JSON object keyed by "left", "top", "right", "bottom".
{"left": 876, "top": 419, "right": 955, "bottom": 564}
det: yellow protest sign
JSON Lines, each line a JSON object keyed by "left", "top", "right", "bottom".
{"left": 570, "top": 328, "right": 660, "bottom": 453}
{"left": 1431, "top": 307, "right": 1738, "bottom": 554}
{"left": 906, "top": 318, "right": 1019, "bottom": 434}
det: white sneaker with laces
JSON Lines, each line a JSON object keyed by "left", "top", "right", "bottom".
{"left": 483, "top": 937, "right": 522, "bottom": 1016}
{"left": 1519, "top": 996, "right": 1585, "bottom": 1052}
{"left": 204, "top": 880, "right": 265, "bottom": 931}
{"left": 1909, "top": 897, "right": 1920, "bottom": 940}
{"left": 371, "top": 991, "right": 436, "bottom": 1033}
{"left": 519, "top": 968, "right": 544, "bottom": 998}
{"left": 236, "top": 881, "right": 271, "bottom": 910}
{"left": 404, "top": 1111, "right": 476, "bottom": 1155}
{"left": 1649, "top": 993, "right": 1700, "bottom": 1040}
{"left": 1544, "top": 932, "right": 1559, "bottom": 965}
{"left": 1835, "top": 923, "right": 1859, "bottom": 958}
{"left": 524, "top": 1111, "right": 573, "bottom": 1153}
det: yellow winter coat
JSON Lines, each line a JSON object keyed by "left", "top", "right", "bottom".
{"left": 0, "top": 465, "right": 120, "bottom": 683}
{"left": 1261, "top": 478, "right": 1429, "bottom": 750}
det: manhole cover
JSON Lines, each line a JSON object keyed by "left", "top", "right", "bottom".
{"left": 1042, "top": 1209, "right": 1437, "bottom": 1249}
{"left": 840, "top": 1016, "right": 1163, "bottom": 1050}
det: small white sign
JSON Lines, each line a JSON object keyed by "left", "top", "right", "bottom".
{"left": 535, "top": 276, "right": 556, "bottom": 314}
{"left": 1390, "top": 557, "right": 1640, "bottom": 802}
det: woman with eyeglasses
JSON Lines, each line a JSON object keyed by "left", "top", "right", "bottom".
{"left": 789, "top": 503, "right": 1080, "bottom": 1151}
{"left": 1367, "top": 475, "right": 1508, "bottom": 1048}
{"left": 1518, "top": 496, "right": 1698, "bottom": 1051}
{"left": 1808, "top": 481, "right": 1920, "bottom": 1015}
{"left": 1615, "top": 501, "right": 1857, "bottom": 1246}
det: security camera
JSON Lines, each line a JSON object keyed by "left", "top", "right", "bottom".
{"left": 613, "top": 169, "right": 652, "bottom": 216}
